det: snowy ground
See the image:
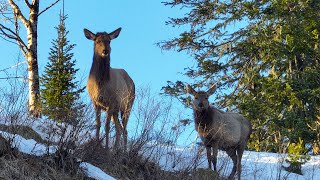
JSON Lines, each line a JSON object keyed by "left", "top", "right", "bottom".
{"left": 160, "top": 146, "right": 320, "bottom": 180}
{"left": 1, "top": 117, "right": 320, "bottom": 180}
{"left": 0, "top": 117, "right": 115, "bottom": 180}
{"left": 142, "top": 143, "right": 320, "bottom": 180}
{"left": 0, "top": 130, "right": 115, "bottom": 180}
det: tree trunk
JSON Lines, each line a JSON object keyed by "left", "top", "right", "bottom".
{"left": 1, "top": 0, "right": 61, "bottom": 117}
{"left": 27, "top": 51, "right": 40, "bottom": 117}
{"left": 27, "top": 0, "right": 40, "bottom": 117}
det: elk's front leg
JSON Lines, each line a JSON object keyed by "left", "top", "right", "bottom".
{"left": 212, "top": 145, "right": 218, "bottom": 171}
{"left": 105, "top": 113, "right": 111, "bottom": 148}
{"left": 206, "top": 146, "right": 212, "bottom": 169}
{"left": 95, "top": 107, "right": 101, "bottom": 140}
{"left": 112, "top": 112, "right": 121, "bottom": 149}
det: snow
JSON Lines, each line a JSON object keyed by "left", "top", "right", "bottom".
{"left": 0, "top": 131, "right": 56, "bottom": 156}
{"left": 80, "top": 162, "right": 116, "bottom": 180}
{"left": 142, "top": 142, "right": 320, "bottom": 179}
{"left": 0, "top": 117, "right": 115, "bottom": 180}
{"left": 27, "top": 117, "right": 94, "bottom": 144}
{"left": 1, "top": 117, "right": 320, "bottom": 179}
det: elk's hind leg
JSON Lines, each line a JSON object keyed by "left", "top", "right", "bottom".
{"left": 120, "top": 109, "right": 130, "bottom": 150}
{"left": 226, "top": 148, "right": 237, "bottom": 180}
{"left": 236, "top": 145, "right": 245, "bottom": 180}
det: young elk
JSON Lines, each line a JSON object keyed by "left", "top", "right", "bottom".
{"left": 84, "top": 28, "right": 135, "bottom": 149}
{"left": 186, "top": 84, "right": 252, "bottom": 180}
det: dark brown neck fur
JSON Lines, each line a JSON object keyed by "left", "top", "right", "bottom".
{"left": 194, "top": 107, "right": 213, "bottom": 133}
{"left": 89, "top": 53, "right": 111, "bottom": 83}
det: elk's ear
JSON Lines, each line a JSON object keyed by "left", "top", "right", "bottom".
{"left": 84, "top": 28, "right": 96, "bottom": 40}
{"left": 109, "top": 27, "right": 121, "bottom": 40}
{"left": 207, "top": 84, "right": 217, "bottom": 96}
{"left": 186, "top": 84, "right": 196, "bottom": 96}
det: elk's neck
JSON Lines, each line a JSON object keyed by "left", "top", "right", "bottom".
{"left": 194, "top": 108, "right": 213, "bottom": 131}
{"left": 89, "top": 54, "right": 111, "bottom": 82}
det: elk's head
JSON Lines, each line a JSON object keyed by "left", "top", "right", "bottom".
{"left": 186, "top": 84, "right": 216, "bottom": 111}
{"left": 84, "top": 28, "right": 121, "bottom": 58}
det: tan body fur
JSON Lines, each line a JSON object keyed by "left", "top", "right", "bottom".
{"left": 87, "top": 68, "right": 134, "bottom": 112}
{"left": 187, "top": 84, "right": 252, "bottom": 180}
{"left": 84, "top": 28, "right": 135, "bottom": 149}
{"left": 198, "top": 110, "right": 251, "bottom": 148}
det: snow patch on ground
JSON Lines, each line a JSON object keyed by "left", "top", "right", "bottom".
{"left": 0, "top": 128, "right": 115, "bottom": 180}
{"left": 80, "top": 162, "right": 116, "bottom": 180}
{"left": 141, "top": 142, "right": 320, "bottom": 179}
{"left": 1, "top": 117, "right": 320, "bottom": 179}
{"left": 0, "top": 131, "right": 56, "bottom": 156}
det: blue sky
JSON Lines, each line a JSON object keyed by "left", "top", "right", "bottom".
{"left": 41, "top": 0, "right": 194, "bottom": 91}
{"left": 0, "top": 0, "right": 198, "bottom": 145}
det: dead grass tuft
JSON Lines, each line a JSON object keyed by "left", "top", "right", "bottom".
{"left": 0, "top": 135, "right": 12, "bottom": 157}
{"left": 78, "top": 139, "right": 222, "bottom": 180}
{"left": 0, "top": 124, "right": 46, "bottom": 144}
{"left": 191, "top": 168, "right": 221, "bottom": 180}
{"left": 78, "top": 139, "right": 171, "bottom": 180}
{"left": 0, "top": 152, "right": 91, "bottom": 180}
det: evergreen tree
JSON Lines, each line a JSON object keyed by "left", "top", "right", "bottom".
{"left": 160, "top": 0, "right": 320, "bottom": 154}
{"left": 41, "top": 13, "right": 85, "bottom": 123}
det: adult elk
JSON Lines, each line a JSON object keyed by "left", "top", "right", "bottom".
{"left": 84, "top": 28, "right": 135, "bottom": 149}
{"left": 186, "top": 84, "right": 252, "bottom": 180}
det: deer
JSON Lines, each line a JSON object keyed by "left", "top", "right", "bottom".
{"left": 84, "top": 28, "right": 135, "bottom": 150}
{"left": 186, "top": 84, "right": 252, "bottom": 180}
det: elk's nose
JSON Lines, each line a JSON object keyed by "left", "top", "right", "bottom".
{"left": 198, "top": 103, "right": 204, "bottom": 108}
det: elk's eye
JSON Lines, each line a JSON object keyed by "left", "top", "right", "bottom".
{"left": 194, "top": 97, "right": 198, "bottom": 99}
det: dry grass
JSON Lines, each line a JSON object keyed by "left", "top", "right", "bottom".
{"left": 0, "top": 124, "right": 46, "bottom": 144}
{"left": 74, "top": 87, "right": 222, "bottom": 180}
{"left": 78, "top": 140, "right": 220, "bottom": 180}
{"left": 78, "top": 139, "right": 164, "bottom": 180}
{"left": 0, "top": 151, "right": 91, "bottom": 180}
{"left": 0, "top": 80, "right": 223, "bottom": 180}
{"left": 0, "top": 130, "right": 90, "bottom": 180}
{"left": 0, "top": 77, "right": 94, "bottom": 179}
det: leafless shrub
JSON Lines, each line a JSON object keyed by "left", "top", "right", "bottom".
{"left": 0, "top": 135, "right": 12, "bottom": 157}
{"left": 79, "top": 86, "right": 218, "bottom": 179}
{"left": 0, "top": 154, "right": 90, "bottom": 180}
{"left": 32, "top": 100, "right": 96, "bottom": 174}
{"left": 0, "top": 70, "right": 92, "bottom": 178}
{"left": 0, "top": 72, "right": 32, "bottom": 157}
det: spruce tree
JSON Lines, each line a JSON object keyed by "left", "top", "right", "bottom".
{"left": 160, "top": 1, "right": 320, "bottom": 154}
{"left": 41, "top": 13, "right": 85, "bottom": 123}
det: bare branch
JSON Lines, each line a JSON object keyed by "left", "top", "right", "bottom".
{"left": 0, "top": 2, "right": 9, "bottom": 12}
{"left": 0, "top": 61, "right": 27, "bottom": 72}
{"left": 0, "top": 34, "right": 16, "bottom": 44}
{"left": 0, "top": 3, "right": 12, "bottom": 21}
{"left": 0, "top": 23, "right": 28, "bottom": 56}
{"left": 0, "top": 23, "right": 17, "bottom": 39}
{"left": 0, "top": 76, "right": 26, "bottom": 80}
{"left": 1, "top": 12, "right": 14, "bottom": 23}
{"left": 14, "top": 14, "right": 28, "bottom": 57}
{"left": 38, "top": 0, "right": 60, "bottom": 16}
{"left": 24, "top": 0, "right": 32, "bottom": 9}
{"left": 8, "top": 0, "right": 29, "bottom": 28}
